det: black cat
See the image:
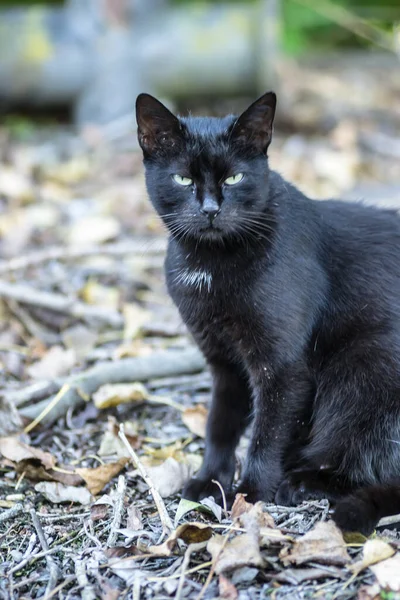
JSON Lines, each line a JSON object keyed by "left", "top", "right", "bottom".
{"left": 136, "top": 92, "right": 400, "bottom": 535}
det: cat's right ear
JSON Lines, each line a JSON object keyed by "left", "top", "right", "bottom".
{"left": 230, "top": 92, "right": 276, "bottom": 154}
{"left": 136, "top": 94, "right": 183, "bottom": 156}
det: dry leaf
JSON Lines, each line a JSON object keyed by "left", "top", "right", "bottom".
{"left": 35, "top": 482, "right": 92, "bottom": 505}
{"left": 350, "top": 539, "right": 395, "bottom": 575}
{"left": 123, "top": 303, "right": 151, "bottom": 341}
{"left": 238, "top": 501, "right": 275, "bottom": 529}
{"left": 126, "top": 503, "right": 143, "bottom": 531}
{"left": 98, "top": 418, "right": 141, "bottom": 457}
{"left": 27, "top": 345, "right": 76, "bottom": 379}
{"left": 149, "top": 522, "right": 213, "bottom": 557}
{"left": 93, "top": 382, "right": 148, "bottom": 409}
{"left": 91, "top": 503, "right": 110, "bottom": 521}
{"left": 280, "top": 521, "right": 350, "bottom": 567}
{"left": 0, "top": 436, "right": 55, "bottom": 469}
{"left": 370, "top": 553, "right": 400, "bottom": 591}
{"left": 81, "top": 280, "right": 120, "bottom": 309}
{"left": 76, "top": 458, "right": 128, "bottom": 496}
{"left": 182, "top": 404, "right": 208, "bottom": 438}
{"left": 146, "top": 457, "right": 194, "bottom": 498}
{"left": 207, "top": 532, "right": 264, "bottom": 574}
{"left": 231, "top": 493, "right": 255, "bottom": 519}
{"left": 67, "top": 215, "right": 120, "bottom": 245}
{"left": 219, "top": 574, "right": 239, "bottom": 599}
{"left": 45, "top": 156, "right": 91, "bottom": 185}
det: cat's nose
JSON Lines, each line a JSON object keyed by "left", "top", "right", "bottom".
{"left": 200, "top": 198, "right": 221, "bottom": 223}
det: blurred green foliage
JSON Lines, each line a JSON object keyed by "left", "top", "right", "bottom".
{"left": 173, "top": 0, "right": 399, "bottom": 54}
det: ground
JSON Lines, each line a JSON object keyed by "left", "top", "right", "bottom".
{"left": 1, "top": 56, "right": 400, "bottom": 599}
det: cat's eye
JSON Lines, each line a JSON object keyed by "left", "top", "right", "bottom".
{"left": 224, "top": 173, "right": 244, "bottom": 186}
{"left": 173, "top": 174, "right": 193, "bottom": 186}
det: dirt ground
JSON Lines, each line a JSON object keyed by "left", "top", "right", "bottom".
{"left": 1, "top": 56, "right": 400, "bottom": 599}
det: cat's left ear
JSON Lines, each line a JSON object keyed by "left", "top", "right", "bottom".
{"left": 136, "top": 94, "right": 183, "bottom": 156}
{"left": 231, "top": 92, "right": 276, "bottom": 154}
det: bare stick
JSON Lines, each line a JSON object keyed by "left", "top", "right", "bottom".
{"left": 24, "top": 384, "right": 71, "bottom": 433}
{"left": 30, "top": 509, "right": 60, "bottom": 597}
{"left": 107, "top": 475, "right": 127, "bottom": 547}
{"left": 74, "top": 557, "right": 96, "bottom": 600}
{"left": 175, "top": 542, "right": 208, "bottom": 600}
{"left": 378, "top": 513, "right": 400, "bottom": 528}
{"left": 0, "top": 280, "right": 123, "bottom": 327}
{"left": 0, "top": 503, "right": 24, "bottom": 523}
{"left": 0, "top": 239, "right": 167, "bottom": 274}
{"left": 19, "top": 347, "right": 205, "bottom": 426}
{"left": 118, "top": 424, "right": 174, "bottom": 535}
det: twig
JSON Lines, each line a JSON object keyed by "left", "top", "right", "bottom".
{"left": 212, "top": 479, "right": 227, "bottom": 515}
{"left": 118, "top": 424, "right": 174, "bottom": 535}
{"left": 30, "top": 509, "right": 60, "bottom": 597}
{"left": 74, "top": 557, "right": 97, "bottom": 600}
{"left": 378, "top": 513, "right": 400, "bottom": 528}
{"left": 41, "top": 576, "right": 75, "bottom": 600}
{"left": 175, "top": 542, "right": 208, "bottom": 600}
{"left": 0, "top": 280, "right": 123, "bottom": 327}
{"left": 107, "top": 475, "right": 127, "bottom": 547}
{"left": 0, "top": 239, "right": 167, "bottom": 274}
{"left": 0, "top": 503, "right": 24, "bottom": 523}
{"left": 24, "top": 384, "right": 71, "bottom": 433}
{"left": 19, "top": 347, "right": 205, "bottom": 426}
{"left": 196, "top": 525, "right": 234, "bottom": 600}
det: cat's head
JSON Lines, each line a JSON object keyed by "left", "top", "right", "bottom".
{"left": 136, "top": 92, "right": 276, "bottom": 245}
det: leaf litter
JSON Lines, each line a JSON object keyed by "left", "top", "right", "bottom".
{"left": 0, "top": 60, "right": 400, "bottom": 599}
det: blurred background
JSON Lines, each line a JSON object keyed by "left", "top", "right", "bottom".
{"left": 0, "top": 0, "right": 399, "bottom": 393}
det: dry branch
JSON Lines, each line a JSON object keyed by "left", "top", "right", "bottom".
{"left": 0, "top": 239, "right": 167, "bottom": 274}
{"left": 19, "top": 347, "right": 205, "bottom": 425}
{"left": 0, "top": 281, "right": 123, "bottom": 327}
{"left": 119, "top": 424, "right": 174, "bottom": 536}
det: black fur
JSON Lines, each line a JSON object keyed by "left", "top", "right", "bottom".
{"left": 136, "top": 92, "right": 400, "bottom": 535}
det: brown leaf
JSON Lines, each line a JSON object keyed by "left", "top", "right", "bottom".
{"left": 0, "top": 436, "right": 55, "bottom": 469}
{"left": 370, "top": 552, "right": 400, "bottom": 591}
{"left": 207, "top": 532, "right": 264, "bottom": 574}
{"left": 76, "top": 458, "right": 128, "bottom": 496}
{"left": 91, "top": 503, "right": 110, "bottom": 522}
{"left": 280, "top": 521, "right": 350, "bottom": 567}
{"left": 149, "top": 522, "right": 213, "bottom": 557}
{"left": 14, "top": 461, "right": 83, "bottom": 486}
{"left": 237, "top": 501, "right": 275, "bottom": 529}
{"left": 182, "top": 404, "right": 208, "bottom": 438}
{"left": 231, "top": 493, "right": 254, "bottom": 519}
{"left": 219, "top": 574, "right": 239, "bottom": 599}
{"left": 93, "top": 382, "right": 148, "bottom": 409}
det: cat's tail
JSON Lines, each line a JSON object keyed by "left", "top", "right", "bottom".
{"left": 333, "top": 484, "right": 400, "bottom": 535}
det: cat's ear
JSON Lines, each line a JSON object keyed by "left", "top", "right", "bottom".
{"left": 231, "top": 92, "right": 276, "bottom": 154}
{"left": 136, "top": 94, "right": 183, "bottom": 156}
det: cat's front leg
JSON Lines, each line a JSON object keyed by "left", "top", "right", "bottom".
{"left": 183, "top": 360, "right": 252, "bottom": 502}
{"left": 236, "top": 363, "right": 312, "bottom": 503}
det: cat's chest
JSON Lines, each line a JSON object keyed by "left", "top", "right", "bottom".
{"left": 166, "top": 258, "right": 267, "bottom": 357}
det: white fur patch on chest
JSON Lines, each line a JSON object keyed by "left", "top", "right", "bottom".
{"left": 174, "top": 268, "right": 212, "bottom": 292}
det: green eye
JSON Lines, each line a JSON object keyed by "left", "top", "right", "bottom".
{"left": 173, "top": 174, "right": 193, "bottom": 186}
{"left": 224, "top": 173, "right": 244, "bottom": 186}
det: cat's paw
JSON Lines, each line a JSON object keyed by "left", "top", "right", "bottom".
{"left": 333, "top": 495, "right": 377, "bottom": 536}
{"left": 275, "top": 472, "right": 326, "bottom": 506}
{"left": 183, "top": 476, "right": 225, "bottom": 503}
